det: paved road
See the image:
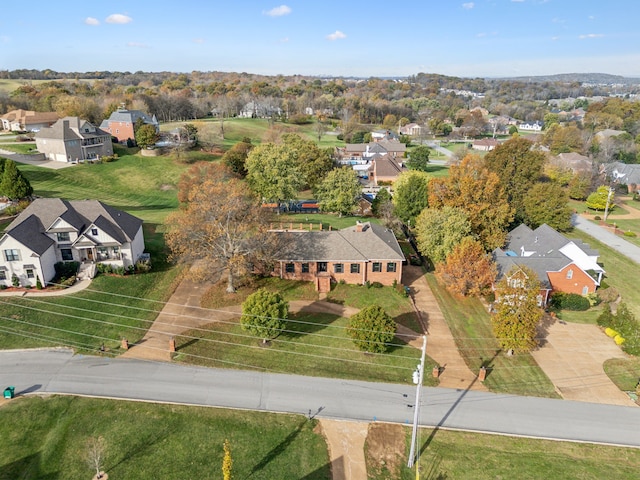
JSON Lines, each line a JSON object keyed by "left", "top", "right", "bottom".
{"left": 1, "top": 349, "right": 639, "bottom": 448}
{"left": 572, "top": 214, "right": 640, "bottom": 264}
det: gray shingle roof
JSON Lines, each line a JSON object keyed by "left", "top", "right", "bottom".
{"left": 35, "top": 117, "right": 110, "bottom": 141}
{"left": 275, "top": 222, "right": 405, "bottom": 262}
{"left": 101, "top": 109, "right": 158, "bottom": 126}
{"left": 5, "top": 198, "right": 142, "bottom": 253}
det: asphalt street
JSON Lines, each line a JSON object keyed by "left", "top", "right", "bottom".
{"left": 1, "top": 349, "right": 639, "bottom": 448}
{"left": 572, "top": 214, "right": 640, "bottom": 264}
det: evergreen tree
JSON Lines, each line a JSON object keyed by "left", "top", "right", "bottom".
{"left": 0, "top": 159, "right": 33, "bottom": 199}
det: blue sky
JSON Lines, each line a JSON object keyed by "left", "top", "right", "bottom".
{"left": 1, "top": 1, "right": 639, "bottom": 78}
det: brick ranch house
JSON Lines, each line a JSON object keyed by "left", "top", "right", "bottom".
{"left": 0, "top": 198, "right": 145, "bottom": 288}
{"left": 271, "top": 221, "right": 405, "bottom": 292}
{"left": 493, "top": 224, "right": 605, "bottom": 305}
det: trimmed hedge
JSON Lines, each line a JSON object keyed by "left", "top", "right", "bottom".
{"left": 550, "top": 292, "right": 590, "bottom": 311}
{"left": 598, "top": 303, "right": 640, "bottom": 356}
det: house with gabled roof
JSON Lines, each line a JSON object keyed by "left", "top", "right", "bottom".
{"left": 100, "top": 108, "right": 159, "bottom": 143}
{"left": 338, "top": 139, "right": 407, "bottom": 161}
{"left": 271, "top": 221, "right": 405, "bottom": 292}
{"left": 493, "top": 224, "right": 604, "bottom": 305}
{"left": 1, "top": 109, "right": 59, "bottom": 132}
{"left": 35, "top": 117, "right": 113, "bottom": 162}
{"left": 0, "top": 198, "right": 145, "bottom": 287}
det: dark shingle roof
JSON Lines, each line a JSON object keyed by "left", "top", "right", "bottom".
{"left": 5, "top": 198, "right": 142, "bottom": 253}
{"left": 275, "top": 222, "right": 404, "bottom": 262}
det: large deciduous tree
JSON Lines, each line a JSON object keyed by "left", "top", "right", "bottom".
{"left": 0, "top": 159, "right": 33, "bottom": 200}
{"left": 392, "top": 170, "right": 431, "bottom": 225}
{"left": 166, "top": 168, "right": 273, "bottom": 293}
{"left": 406, "top": 145, "right": 430, "bottom": 172}
{"left": 435, "top": 237, "right": 497, "bottom": 296}
{"left": 245, "top": 142, "right": 304, "bottom": 202}
{"left": 314, "top": 167, "right": 361, "bottom": 216}
{"left": 414, "top": 206, "right": 472, "bottom": 264}
{"left": 492, "top": 266, "right": 544, "bottom": 354}
{"left": 281, "top": 133, "right": 334, "bottom": 189}
{"left": 484, "top": 137, "right": 545, "bottom": 223}
{"left": 348, "top": 305, "right": 396, "bottom": 353}
{"left": 135, "top": 123, "right": 159, "bottom": 148}
{"left": 523, "top": 182, "right": 572, "bottom": 231}
{"left": 240, "top": 288, "right": 288, "bottom": 344}
{"left": 429, "top": 155, "right": 513, "bottom": 251}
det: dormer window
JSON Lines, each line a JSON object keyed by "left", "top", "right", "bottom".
{"left": 56, "top": 232, "right": 70, "bottom": 242}
{"left": 91, "top": 228, "right": 98, "bottom": 236}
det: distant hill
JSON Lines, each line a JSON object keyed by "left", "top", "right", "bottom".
{"left": 498, "top": 73, "right": 640, "bottom": 85}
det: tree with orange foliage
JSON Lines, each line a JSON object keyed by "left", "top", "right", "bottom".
{"left": 429, "top": 154, "right": 513, "bottom": 251}
{"left": 435, "top": 237, "right": 497, "bottom": 297}
{"left": 176, "top": 162, "right": 238, "bottom": 204}
{"left": 166, "top": 167, "right": 275, "bottom": 293}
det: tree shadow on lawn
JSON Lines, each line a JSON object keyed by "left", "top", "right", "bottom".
{"left": 106, "top": 425, "right": 173, "bottom": 474}
{"left": 247, "top": 419, "right": 309, "bottom": 478}
{"left": 0, "top": 453, "right": 59, "bottom": 480}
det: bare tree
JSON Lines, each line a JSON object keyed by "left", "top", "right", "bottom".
{"left": 86, "top": 436, "right": 106, "bottom": 479}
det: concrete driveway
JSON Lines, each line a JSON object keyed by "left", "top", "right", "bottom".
{"left": 531, "top": 320, "right": 636, "bottom": 406}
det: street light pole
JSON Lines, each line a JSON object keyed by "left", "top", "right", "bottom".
{"left": 407, "top": 335, "right": 427, "bottom": 470}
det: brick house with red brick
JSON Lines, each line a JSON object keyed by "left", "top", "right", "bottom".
{"left": 99, "top": 109, "right": 159, "bottom": 144}
{"left": 271, "top": 221, "right": 405, "bottom": 292}
{"left": 493, "top": 224, "right": 605, "bottom": 305}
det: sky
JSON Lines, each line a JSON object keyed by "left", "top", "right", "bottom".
{"left": 1, "top": 0, "right": 639, "bottom": 78}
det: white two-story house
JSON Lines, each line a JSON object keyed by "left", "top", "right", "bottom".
{"left": 0, "top": 198, "right": 145, "bottom": 288}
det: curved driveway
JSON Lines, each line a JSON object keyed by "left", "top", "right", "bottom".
{"left": 1, "top": 349, "right": 639, "bottom": 448}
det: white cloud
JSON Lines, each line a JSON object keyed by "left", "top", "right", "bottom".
{"left": 106, "top": 14, "right": 133, "bottom": 24}
{"left": 462, "top": 2, "right": 475, "bottom": 9}
{"left": 84, "top": 17, "right": 100, "bottom": 26}
{"left": 126, "top": 41, "right": 148, "bottom": 48}
{"left": 326, "top": 30, "right": 346, "bottom": 41}
{"left": 579, "top": 33, "right": 604, "bottom": 39}
{"left": 264, "top": 5, "right": 291, "bottom": 17}
{"left": 192, "top": 38, "right": 205, "bottom": 44}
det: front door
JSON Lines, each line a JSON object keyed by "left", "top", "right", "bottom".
{"left": 87, "top": 249, "right": 94, "bottom": 261}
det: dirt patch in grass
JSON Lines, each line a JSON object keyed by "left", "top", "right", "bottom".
{"left": 159, "top": 183, "right": 175, "bottom": 191}
{"left": 365, "top": 423, "right": 406, "bottom": 479}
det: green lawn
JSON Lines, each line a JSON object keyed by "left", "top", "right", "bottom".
{"left": 424, "top": 274, "right": 559, "bottom": 398}
{"left": 0, "top": 143, "right": 37, "bottom": 153}
{"left": 0, "top": 395, "right": 330, "bottom": 480}
{"left": 370, "top": 426, "right": 640, "bottom": 480}
{"left": 274, "top": 212, "right": 381, "bottom": 230}
{"left": 603, "top": 357, "right": 640, "bottom": 392}
{"left": 174, "top": 310, "right": 433, "bottom": 385}
{"left": 567, "top": 230, "right": 640, "bottom": 319}
{"left": 18, "top": 151, "right": 186, "bottom": 225}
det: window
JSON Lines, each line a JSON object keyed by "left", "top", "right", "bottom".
{"left": 91, "top": 228, "right": 98, "bottom": 236}
{"left": 112, "top": 246, "right": 120, "bottom": 255}
{"left": 387, "top": 262, "right": 396, "bottom": 273}
{"left": 61, "top": 249, "right": 73, "bottom": 261}
{"left": 26, "top": 269, "right": 34, "bottom": 279}
{"left": 4, "top": 249, "right": 19, "bottom": 262}
{"left": 301, "top": 263, "right": 309, "bottom": 273}
{"left": 334, "top": 263, "right": 344, "bottom": 274}
{"left": 536, "top": 294, "right": 543, "bottom": 307}
{"left": 317, "top": 262, "right": 327, "bottom": 272}
{"left": 509, "top": 278, "right": 524, "bottom": 288}
{"left": 285, "top": 263, "right": 295, "bottom": 273}
{"left": 56, "top": 232, "right": 70, "bottom": 242}
{"left": 566, "top": 269, "right": 573, "bottom": 279}
{"left": 582, "top": 286, "right": 589, "bottom": 296}
{"left": 0, "top": 271, "right": 5, "bottom": 281}
{"left": 372, "top": 262, "right": 382, "bottom": 273}
{"left": 350, "top": 263, "right": 360, "bottom": 274}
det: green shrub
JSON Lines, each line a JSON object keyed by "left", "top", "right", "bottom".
{"left": 371, "top": 281, "right": 383, "bottom": 288}
{"left": 623, "top": 230, "right": 637, "bottom": 237}
{"left": 60, "top": 275, "right": 76, "bottom": 287}
{"left": 54, "top": 261, "right": 79, "bottom": 280}
{"left": 11, "top": 274, "right": 19, "bottom": 287}
{"left": 36, "top": 277, "right": 42, "bottom": 290}
{"left": 365, "top": 280, "right": 371, "bottom": 289}
{"left": 594, "top": 215, "right": 602, "bottom": 221}
{"left": 550, "top": 292, "right": 590, "bottom": 311}
{"left": 586, "top": 293, "right": 601, "bottom": 306}
{"left": 0, "top": 284, "right": 6, "bottom": 290}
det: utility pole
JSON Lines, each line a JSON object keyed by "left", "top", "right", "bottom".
{"left": 604, "top": 186, "right": 614, "bottom": 222}
{"left": 407, "top": 335, "right": 427, "bottom": 471}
